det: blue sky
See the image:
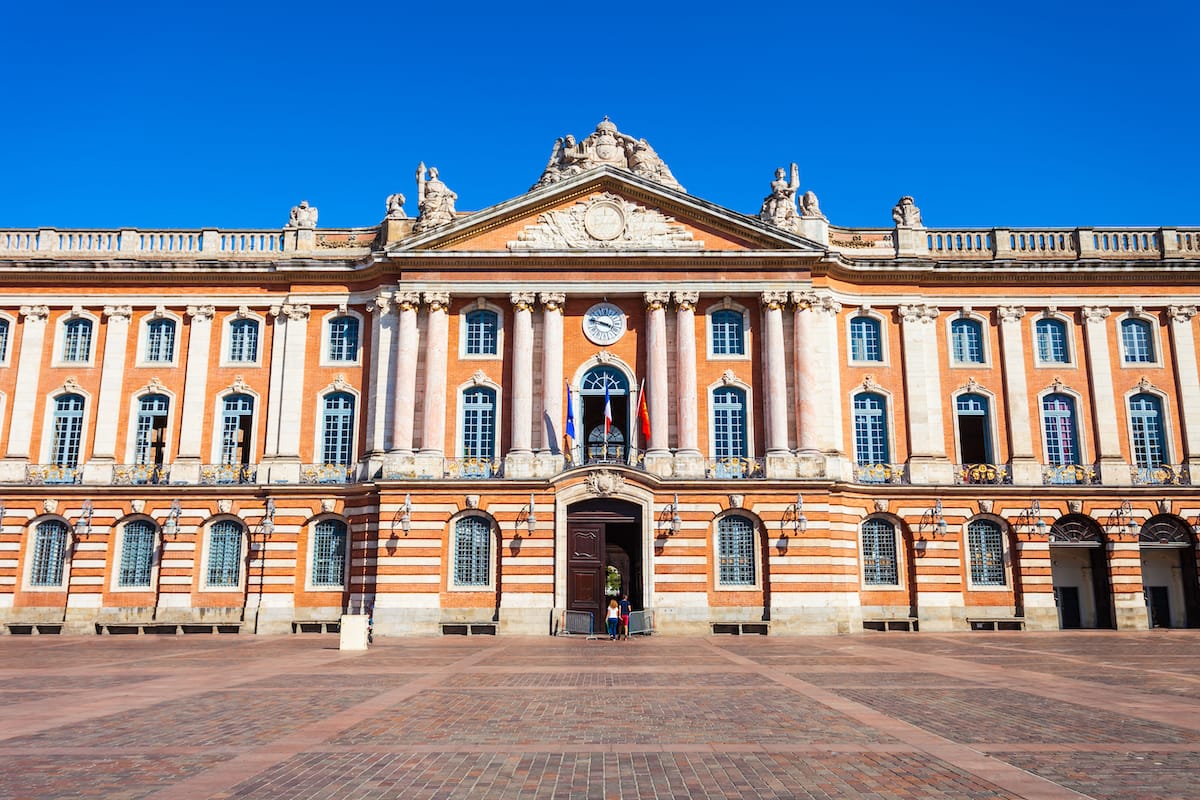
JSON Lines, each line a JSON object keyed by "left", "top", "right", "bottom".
{"left": 2, "top": 1, "right": 1197, "bottom": 230}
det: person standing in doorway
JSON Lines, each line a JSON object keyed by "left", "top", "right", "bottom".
{"left": 606, "top": 598, "right": 620, "bottom": 640}
{"left": 618, "top": 593, "right": 631, "bottom": 640}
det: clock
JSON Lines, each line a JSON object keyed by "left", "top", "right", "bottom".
{"left": 583, "top": 302, "right": 626, "bottom": 345}
{"left": 583, "top": 201, "right": 626, "bottom": 241}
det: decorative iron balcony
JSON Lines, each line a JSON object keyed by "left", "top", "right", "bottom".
{"left": 199, "top": 464, "right": 258, "bottom": 485}
{"left": 706, "top": 457, "right": 764, "bottom": 479}
{"left": 1131, "top": 464, "right": 1191, "bottom": 486}
{"left": 26, "top": 464, "right": 81, "bottom": 485}
{"left": 1042, "top": 463, "right": 1099, "bottom": 485}
{"left": 300, "top": 463, "right": 354, "bottom": 484}
{"left": 954, "top": 463, "right": 1012, "bottom": 485}
{"left": 113, "top": 464, "right": 170, "bottom": 485}
{"left": 444, "top": 458, "right": 502, "bottom": 479}
{"left": 853, "top": 462, "right": 909, "bottom": 484}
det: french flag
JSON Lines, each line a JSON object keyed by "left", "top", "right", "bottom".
{"left": 603, "top": 383, "right": 613, "bottom": 437}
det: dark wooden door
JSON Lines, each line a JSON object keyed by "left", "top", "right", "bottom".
{"left": 567, "top": 522, "right": 605, "bottom": 634}
{"left": 1148, "top": 586, "right": 1171, "bottom": 628}
{"left": 1057, "top": 586, "right": 1081, "bottom": 629}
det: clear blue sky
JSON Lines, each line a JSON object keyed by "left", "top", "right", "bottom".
{"left": 3, "top": 1, "right": 1197, "bottom": 230}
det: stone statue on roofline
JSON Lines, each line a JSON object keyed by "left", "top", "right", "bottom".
{"left": 534, "top": 118, "right": 684, "bottom": 192}
{"left": 759, "top": 163, "right": 801, "bottom": 229}
{"left": 286, "top": 200, "right": 318, "bottom": 229}
{"left": 413, "top": 163, "right": 458, "bottom": 233}
{"left": 892, "top": 195, "right": 923, "bottom": 227}
{"left": 385, "top": 193, "right": 407, "bottom": 220}
{"left": 800, "top": 189, "right": 825, "bottom": 220}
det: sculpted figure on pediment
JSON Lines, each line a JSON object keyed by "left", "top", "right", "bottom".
{"left": 413, "top": 163, "right": 458, "bottom": 233}
{"left": 286, "top": 200, "right": 318, "bottom": 229}
{"left": 759, "top": 163, "right": 801, "bottom": 230}
{"left": 534, "top": 118, "right": 684, "bottom": 191}
{"left": 800, "top": 190, "right": 825, "bottom": 219}
{"left": 385, "top": 193, "right": 407, "bottom": 220}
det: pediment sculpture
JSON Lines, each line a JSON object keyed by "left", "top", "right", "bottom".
{"left": 413, "top": 163, "right": 458, "bottom": 233}
{"left": 509, "top": 193, "right": 703, "bottom": 251}
{"left": 534, "top": 118, "right": 684, "bottom": 192}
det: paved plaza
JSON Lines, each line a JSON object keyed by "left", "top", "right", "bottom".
{"left": 0, "top": 631, "right": 1198, "bottom": 799}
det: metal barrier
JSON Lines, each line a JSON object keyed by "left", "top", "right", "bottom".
{"left": 627, "top": 610, "right": 654, "bottom": 636}
{"left": 560, "top": 610, "right": 596, "bottom": 637}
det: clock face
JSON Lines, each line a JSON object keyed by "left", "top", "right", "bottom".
{"left": 583, "top": 302, "right": 626, "bottom": 345}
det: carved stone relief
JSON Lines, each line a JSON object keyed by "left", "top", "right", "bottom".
{"left": 534, "top": 118, "right": 684, "bottom": 191}
{"left": 585, "top": 469, "right": 625, "bottom": 497}
{"left": 509, "top": 193, "right": 703, "bottom": 251}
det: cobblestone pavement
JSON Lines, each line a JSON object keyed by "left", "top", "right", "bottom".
{"left": 1, "top": 631, "right": 1199, "bottom": 799}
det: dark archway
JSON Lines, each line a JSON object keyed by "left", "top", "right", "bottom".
{"left": 1139, "top": 515, "right": 1200, "bottom": 628}
{"left": 1049, "top": 514, "right": 1115, "bottom": 629}
{"left": 566, "top": 498, "right": 643, "bottom": 633}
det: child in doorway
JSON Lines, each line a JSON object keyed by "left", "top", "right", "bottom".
{"left": 606, "top": 599, "right": 620, "bottom": 640}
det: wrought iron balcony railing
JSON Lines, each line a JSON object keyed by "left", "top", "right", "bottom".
{"left": 954, "top": 463, "right": 1012, "bottom": 485}
{"left": 300, "top": 463, "right": 354, "bottom": 484}
{"left": 853, "top": 462, "right": 909, "bottom": 484}
{"left": 113, "top": 464, "right": 170, "bottom": 485}
{"left": 444, "top": 458, "right": 502, "bottom": 479}
{"left": 1042, "top": 463, "right": 1099, "bottom": 485}
{"left": 706, "top": 457, "right": 764, "bottom": 479}
{"left": 1131, "top": 464, "right": 1191, "bottom": 486}
{"left": 199, "top": 464, "right": 258, "bottom": 485}
{"left": 26, "top": 464, "right": 81, "bottom": 485}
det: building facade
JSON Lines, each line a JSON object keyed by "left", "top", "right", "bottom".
{"left": 1, "top": 120, "right": 1198, "bottom": 636}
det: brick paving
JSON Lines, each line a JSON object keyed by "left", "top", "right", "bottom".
{"left": 0, "top": 632, "right": 1198, "bottom": 799}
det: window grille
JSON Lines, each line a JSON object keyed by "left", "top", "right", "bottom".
{"left": 321, "top": 393, "right": 355, "bottom": 465}
{"left": 206, "top": 520, "right": 242, "bottom": 587}
{"left": 1121, "top": 319, "right": 1154, "bottom": 363}
{"left": 967, "top": 520, "right": 1005, "bottom": 585}
{"left": 62, "top": 318, "right": 92, "bottom": 362}
{"left": 951, "top": 319, "right": 984, "bottom": 363}
{"left": 1130, "top": 394, "right": 1166, "bottom": 468}
{"left": 712, "top": 387, "right": 748, "bottom": 460}
{"left": 145, "top": 319, "right": 176, "bottom": 362}
{"left": 1042, "top": 394, "right": 1079, "bottom": 466}
{"left": 311, "top": 519, "right": 347, "bottom": 586}
{"left": 580, "top": 367, "right": 627, "bottom": 392}
{"left": 717, "top": 515, "right": 756, "bottom": 585}
{"left": 861, "top": 518, "right": 898, "bottom": 585}
{"left": 850, "top": 317, "right": 882, "bottom": 362}
{"left": 853, "top": 393, "right": 889, "bottom": 464}
{"left": 453, "top": 516, "right": 491, "bottom": 586}
{"left": 228, "top": 319, "right": 258, "bottom": 363}
{"left": 328, "top": 317, "right": 359, "bottom": 362}
{"left": 118, "top": 520, "right": 156, "bottom": 587}
{"left": 465, "top": 310, "right": 498, "bottom": 356}
{"left": 710, "top": 310, "right": 745, "bottom": 356}
{"left": 51, "top": 394, "right": 85, "bottom": 467}
{"left": 30, "top": 520, "right": 68, "bottom": 586}
{"left": 461, "top": 388, "right": 496, "bottom": 460}
{"left": 1035, "top": 319, "right": 1068, "bottom": 364}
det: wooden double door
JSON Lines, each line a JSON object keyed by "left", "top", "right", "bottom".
{"left": 566, "top": 500, "right": 642, "bottom": 634}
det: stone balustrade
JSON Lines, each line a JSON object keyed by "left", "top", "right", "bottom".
{"left": 0, "top": 227, "right": 375, "bottom": 258}
{"left": 910, "top": 226, "right": 1199, "bottom": 262}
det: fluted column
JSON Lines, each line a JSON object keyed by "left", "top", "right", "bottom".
{"left": 171, "top": 304, "right": 214, "bottom": 484}
{"left": 899, "top": 303, "right": 952, "bottom": 484}
{"left": 506, "top": 291, "right": 536, "bottom": 478}
{"left": 1167, "top": 305, "right": 1200, "bottom": 474}
{"left": 761, "top": 291, "right": 790, "bottom": 456}
{"left": 82, "top": 305, "right": 133, "bottom": 482}
{"left": 418, "top": 292, "right": 451, "bottom": 469}
{"left": 538, "top": 292, "right": 566, "bottom": 472}
{"left": 0, "top": 305, "right": 49, "bottom": 481}
{"left": 673, "top": 291, "right": 702, "bottom": 476}
{"left": 364, "top": 292, "right": 394, "bottom": 459}
{"left": 390, "top": 291, "right": 421, "bottom": 457}
{"left": 793, "top": 291, "right": 843, "bottom": 477}
{"left": 1081, "top": 306, "right": 1124, "bottom": 483}
{"left": 997, "top": 306, "right": 1040, "bottom": 484}
{"left": 643, "top": 291, "right": 671, "bottom": 476}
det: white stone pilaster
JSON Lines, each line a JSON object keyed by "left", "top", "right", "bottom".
{"left": 263, "top": 308, "right": 287, "bottom": 459}
{"left": 1167, "top": 305, "right": 1200, "bottom": 473}
{"left": 266, "top": 303, "right": 309, "bottom": 483}
{"left": 793, "top": 291, "right": 843, "bottom": 478}
{"left": 0, "top": 305, "right": 50, "bottom": 481}
{"left": 416, "top": 292, "right": 450, "bottom": 475}
{"left": 82, "top": 305, "right": 133, "bottom": 483}
{"left": 644, "top": 292, "right": 671, "bottom": 476}
{"left": 899, "top": 303, "right": 952, "bottom": 484}
{"left": 1081, "top": 306, "right": 1125, "bottom": 483}
{"left": 363, "top": 293, "right": 394, "bottom": 476}
{"left": 506, "top": 291, "right": 536, "bottom": 478}
{"left": 171, "top": 305, "right": 214, "bottom": 484}
{"left": 536, "top": 292, "right": 566, "bottom": 476}
{"left": 997, "top": 306, "right": 1040, "bottom": 484}
{"left": 673, "top": 291, "right": 702, "bottom": 477}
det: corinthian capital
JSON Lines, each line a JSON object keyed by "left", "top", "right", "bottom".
{"left": 19, "top": 304, "right": 49, "bottom": 322}
{"left": 423, "top": 291, "right": 451, "bottom": 311}
{"left": 996, "top": 305, "right": 1026, "bottom": 324}
{"left": 644, "top": 291, "right": 671, "bottom": 311}
{"left": 792, "top": 290, "right": 841, "bottom": 315}
{"left": 510, "top": 291, "right": 536, "bottom": 311}
{"left": 1168, "top": 304, "right": 1198, "bottom": 322}
{"left": 395, "top": 291, "right": 421, "bottom": 311}
{"left": 672, "top": 291, "right": 699, "bottom": 311}
{"left": 368, "top": 293, "right": 393, "bottom": 314}
{"left": 899, "top": 303, "right": 939, "bottom": 324}
{"left": 760, "top": 290, "right": 789, "bottom": 310}
{"left": 539, "top": 291, "right": 566, "bottom": 312}
{"left": 1081, "top": 306, "right": 1111, "bottom": 323}
{"left": 186, "top": 304, "right": 215, "bottom": 322}
{"left": 280, "top": 303, "right": 311, "bottom": 321}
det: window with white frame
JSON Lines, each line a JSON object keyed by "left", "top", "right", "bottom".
{"left": 950, "top": 318, "right": 984, "bottom": 364}
{"left": 461, "top": 387, "right": 496, "bottom": 462}
{"left": 464, "top": 310, "right": 499, "bottom": 356}
{"left": 1041, "top": 393, "right": 1080, "bottom": 466}
{"left": 219, "top": 394, "right": 254, "bottom": 466}
{"left": 206, "top": 520, "right": 243, "bottom": 587}
{"left": 228, "top": 319, "right": 259, "bottom": 363}
{"left": 453, "top": 516, "right": 491, "bottom": 586}
{"left": 134, "top": 394, "right": 169, "bottom": 468}
{"left": 849, "top": 316, "right": 882, "bottom": 362}
{"left": 327, "top": 316, "right": 359, "bottom": 362}
{"left": 0, "top": 317, "right": 9, "bottom": 361}
{"left": 710, "top": 310, "right": 745, "bottom": 357}
{"left": 712, "top": 387, "right": 748, "bottom": 461}
{"left": 1121, "top": 318, "right": 1154, "bottom": 363}
{"left": 852, "top": 392, "right": 889, "bottom": 466}
{"left": 861, "top": 518, "right": 899, "bottom": 585}
{"left": 62, "top": 318, "right": 92, "bottom": 363}
{"left": 1035, "top": 318, "right": 1069, "bottom": 364}
{"left": 967, "top": 519, "right": 1005, "bottom": 586}
{"left": 29, "top": 520, "right": 69, "bottom": 587}
{"left": 1129, "top": 393, "right": 1167, "bottom": 468}
{"left": 51, "top": 394, "right": 85, "bottom": 468}
{"left": 145, "top": 319, "right": 176, "bottom": 363}
{"left": 311, "top": 519, "right": 347, "bottom": 587}
{"left": 321, "top": 393, "right": 355, "bottom": 466}
{"left": 717, "top": 515, "right": 756, "bottom": 586}
{"left": 955, "top": 393, "right": 993, "bottom": 464}
{"left": 117, "top": 520, "right": 156, "bottom": 588}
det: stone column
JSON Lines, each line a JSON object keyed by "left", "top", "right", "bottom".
{"left": 0, "top": 305, "right": 49, "bottom": 481}
{"left": 171, "top": 305, "right": 215, "bottom": 484}
{"left": 537, "top": 292, "right": 566, "bottom": 476}
{"left": 506, "top": 291, "right": 536, "bottom": 478}
{"left": 792, "top": 291, "right": 843, "bottom": 478}
{"left": 673, "top": 291, "right": 703, "bottom": 477}
{"left": 415, "top": 291, "right": 450, "bottom": 476}
{"left": 363, "top": 293, "right": 394, "bottom": 474}
{"left": 761, "top": 291, "right": 794, "bottom": 477}
{"left": 265, "top": 303, "right": 309, "bottom": 483}
{"left": 1167, "top": 305, "right": 1200, "bottom": 474}
{"left": 390, "top": 291, "right": 422, "bottom": 461}
{"left": 899, "top": 303, "right": 952, "bottom": 484}
{"left": 1081, "top": 306, "right": 1125, "bottom": 484}
{"left": 997, "top": 306, "right": 1040, "bottom": 485}
{"left": 263, "top": 307, "right": 287, "bottom": 459}
{"left": 82, "top": 305, "right": 133, "bottom": 483}
{"left": 643, "top": 291, "right": 672, "bottom": 476}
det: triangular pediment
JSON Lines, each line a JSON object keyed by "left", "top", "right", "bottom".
{"left": 387, "top": 166, "right": 827, "bottom": 255}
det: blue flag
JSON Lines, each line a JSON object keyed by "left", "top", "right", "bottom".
{"left": 564, "top": 381, "right": 576, "bottom": 459}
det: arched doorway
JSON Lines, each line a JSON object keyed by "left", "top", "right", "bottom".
{"left": 1049, "top": 514, "right": 1115, "bottom": 629}
{"left": 1138, "top": 515, "right": 1200, "bottom": 628}
{"left": 566, "top": 497, "right": 643, "bottom": 633}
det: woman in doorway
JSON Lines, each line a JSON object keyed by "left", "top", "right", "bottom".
{"left": 606, "top": 599, "right": 620, "bottom": 640}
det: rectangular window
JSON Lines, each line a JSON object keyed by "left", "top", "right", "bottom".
{"left": 207, "top": 524, "right": 242, "bottom": 587}
{"left": 853, "top": 395, "right": 889, "bottom": 465}
{"left": 62, "top": 319, "right": 92, "bottom": 362}
{"left": 850, "top": 317, "right": 882, "bottom": 362}
{"left": 1036, "top": 320, "right": 1068, "bottom": 364}
{"left": 465, "top": 311, "right": 498, "bottom": 356}
{"left": 145, "top": 320, "right": 175, "bottom": 362}
{"left": 118, "top": 522, "right": 156, "bottom": 587}
{"left": 710, "top": 311, "right": 745, "bottom": 356}
{"left": 951, "top": 320, "right": 984, "bottom": 364}
{"left": 717, "top": 517, "right": 755, "bottom": 585}
{"left": 30, "top": 524, "right": 67, "bottom": 586}
{"left": 968, "top": 522, "right": 1005, "bottom": 586}
{"left": 1122, "top": 320, "right": 1154, "bottom": 363}
{"left": 453, "top": 517, "right": 491, "bottom": 586}
{"left": 228, "top": 320, "right": 258, "bottom": 363}
{"left": 311, "top": 522, "right": 346, "bottom": 587}
{"left": 328, "top": 318, "right": 358, "bottom": 362}
{"left": 862, "top": 520, "right": 898, "bottom": 585}
{"left": 0, "top": 319, "right": 9, "bottom": 361}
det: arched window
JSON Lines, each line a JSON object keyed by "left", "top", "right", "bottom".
{"left": 118, "top": 520, "right": 156, "bottom": 587}
{"left": 1041, "top": 393, "right": 1079, "bottom": 466}
{"left": 1035, "top": 318, "right": 1068, "bottom": 364}
{"left": 581, "top": 367, "right": 629, "bottom": 463}
{"left": 453, "top": 516, "right": 491, "bottom": 587}
{"left": 465, "top": 310, "right": 499, "bottom": 356}
{"left": 62, "top": 318, "right": 92, "bottom": 362}
{"left": 1121, "top": 318, "right": 1154, "bottom": 363}
{"left": 327, "top": 316, "right": 359, "bottom": 362}
{"left": 710, "top": 310, "right": 745, "bottom": 356}
{"left": 950, "top": 319, "right": 984, "bottom": 364}
{"left": 228, "top": 319, "right": 258, "bottom": 363}
{"left": 717, "top": 515, "right": 755, "bottom": 585}
{"left": 0, "top": 318, "right": 9, "bottom": 361}
{"left": 51, "top": 394, "right": 85, "bottom": 468}
{"left": 852, "top": 393, "right": 889, "bottom": 466}
{"left": 712, "top": 387, "right": 748, "bottom": 461}
{"left": 849, "top": 316, "right": 882, "bottom": 362}
{"left": 145, "top": 319, "right": 176, "bottom": 363}
{"left": 1129, "top": 393, "right": 1167, "bottom": 469}
{"left": 134, "top": 394, "right": 170, "bottom": 469}
{"left": 321, "top": 393, "right": 355, "bottom": 466}
{"left": 955, "top": 393, "right": 992, "bottom": 464}
{"left": 30, "top": 520, "right": 69, "bottom": 586}
{"left": 966, "top": 519, "right": 1005, "bottom": 586}
{"left": 220, "top": 394, "right": 254, "bottom": 467}
{"left": 461, "top": 387, "right": 496, "bottom": 462}
{"left": 311, "top": 519, "right": 347, "bottom": 587}
{"left": 861, "top": 518, "right": 898, "bottom": 585}
{"left": 206, "top": 520, "right": 244, "bottom": 587}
